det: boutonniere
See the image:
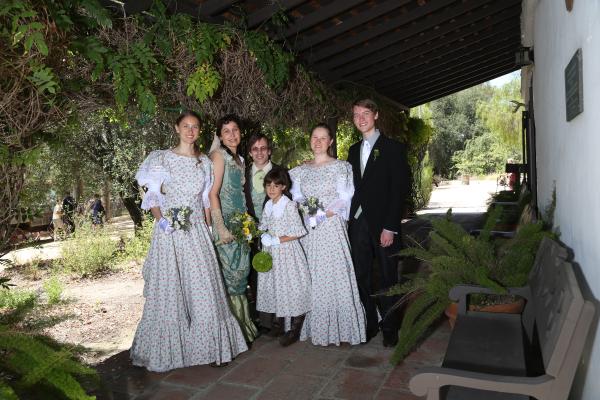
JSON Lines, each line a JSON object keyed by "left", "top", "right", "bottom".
{"left": 373, "top": 149, "right": 380, "bottom": 161}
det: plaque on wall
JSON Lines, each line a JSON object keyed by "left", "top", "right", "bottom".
{"left": 565, "top": 48, "right": 583, "bottom": 121}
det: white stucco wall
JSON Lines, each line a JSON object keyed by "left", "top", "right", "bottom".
{"left": 529, "top": 1, "right": 600, "bottom": 398}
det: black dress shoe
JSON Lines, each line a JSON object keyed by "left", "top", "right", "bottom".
{"left": 382, "top": 331, "right": 398, "bottom": 347}
{"left": 363, "top": 328, "right": 379, "bottom": 344}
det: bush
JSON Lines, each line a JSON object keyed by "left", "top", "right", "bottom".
{"left": 43, "top": 277, "right": 64, "bottom": 305}
{"left": 0, "top": 289, "right": 36, "bottom": 310}
{"left": 59, "top": 221, "right": 118, "bottom": 277}
{"left": 121, "top": 216, "right": 154, "bottom": 261}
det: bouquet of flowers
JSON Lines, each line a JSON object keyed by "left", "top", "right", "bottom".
{"left": 165, "top": 206, "right": 193, "bottom": 231}
{"left": 228, "top": 211, "right": 261, "bottom": 245}
{"left": 299, "top": 196, "right": 326, "bottom": 229}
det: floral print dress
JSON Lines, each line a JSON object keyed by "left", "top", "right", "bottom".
{"left": 257, "top": 196, "right": 311, "bottom": 318}
{"left": 289, "top": 160, "right": 367, "bottom": 346}
{"left": 130, "top": 150, "right": 247, "bottom": 372}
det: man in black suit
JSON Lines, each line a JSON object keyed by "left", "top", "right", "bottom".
{"left": 243, "top": 133, "right": 281, "bottom": 332}
{"left": 347, "top": 99, "right": 411, "bottom": 347}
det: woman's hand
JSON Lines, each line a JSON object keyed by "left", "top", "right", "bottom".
{"left": 158, "top": 217, "right": 175, "bottom": 234}
{"left": 211, "top": 208, "right": 234, "bottom": 245}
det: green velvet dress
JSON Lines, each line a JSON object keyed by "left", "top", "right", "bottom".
{"left": 212, "top": 148, "right": 257, "bottom": 342}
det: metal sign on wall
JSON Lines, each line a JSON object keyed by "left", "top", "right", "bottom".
{"left": 565, "top": 48, "right": 583, "bottom": 121}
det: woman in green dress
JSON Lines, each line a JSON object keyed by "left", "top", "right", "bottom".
{"left": 209, "top": 114, "right": 257, "bottom": 343}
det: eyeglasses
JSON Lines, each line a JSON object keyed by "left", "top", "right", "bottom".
{"left": 251, "top": 146, "right": 269, "bottom": 152}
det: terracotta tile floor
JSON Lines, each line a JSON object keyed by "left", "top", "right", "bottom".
{"left": 92, "top": 322, "right": 450, "bottom": 400}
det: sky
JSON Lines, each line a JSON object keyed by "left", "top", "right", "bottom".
{"left": 488, "top": 70, "right": 520, "bottom": 87}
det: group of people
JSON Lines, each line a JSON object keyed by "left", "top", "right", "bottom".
{"left": 129, "top": 99, "right": 411, "bottom": 372}
{"left": 51, "top": 193, "right": 105, "bottom": 240}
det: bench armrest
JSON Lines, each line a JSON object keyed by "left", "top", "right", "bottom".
{"left": 409, "top": 366, "right": 553, "bottom": 400}
{"left": 449, "top": 284, "right": 531, "bottom": 315}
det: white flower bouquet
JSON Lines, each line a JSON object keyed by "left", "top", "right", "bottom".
{"left": 165, "top": 206, "right": 193, "bottom": 231}
{"left": 299, "top": 196, "right": 326, "bottom": 229}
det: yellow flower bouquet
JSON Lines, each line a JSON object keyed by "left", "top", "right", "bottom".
{"left": 227, "top": 211, "right": 260, "bottom": 246}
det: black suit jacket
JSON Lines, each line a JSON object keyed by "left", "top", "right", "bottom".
{"left": 244, "top": 162, "right": 281, "bottom": 221}
{"left": 348, "top": 134, "right": 411, "bottom": 238}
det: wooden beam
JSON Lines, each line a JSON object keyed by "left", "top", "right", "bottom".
{"left": 384, "top": 55, "right": 515, "bottom": 94}
{"left": 395, "top": 65, "right": 518, "bottom": 106}
{"left": 283, "top": 0, "right": 366, "bottom": 38}
{"left": 364, "top": 33, "right": 520, "bottom": 86}
{"left": 293, "top": 0, "right": 412, "bottom": 51}
{"left": 198, "top": 0, "right": 238, "bottom": 17}
{"left": 402, "top": 67, "right": 519, "bottom": 107}
{"left": 334, "top": 3, "right": 521, "bottom": 81}
{"left": 305, "top": 0, "right": 458, "bottom": 64}
{"left": 246, "top": 0, "right": 307, "bottom": 29}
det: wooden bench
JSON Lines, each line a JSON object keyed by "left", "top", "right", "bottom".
{"left": 409, "top": 237, "right": 595, "bottom": 400}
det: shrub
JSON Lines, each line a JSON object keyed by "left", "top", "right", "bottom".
{"left": 121, "top": 216, "right": 154, "bottom": 262}
{"left": 0, "top": 289, "right": 36, "bottom": 310}
{"left": 59, "top": 221, "right": 118, "bottom": 277}
{"left": 43, "top": 277, "right": 64, "bottom": 305}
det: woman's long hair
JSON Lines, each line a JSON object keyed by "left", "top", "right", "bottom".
{"left": 216, "top": 114, "right": 243, "bottom": 167}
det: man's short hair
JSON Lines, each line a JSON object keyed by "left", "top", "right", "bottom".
{"left": 247, "top": 133, "right": 272, "bottom": 152}
{"left": 352, "top": 98, "right": 379, "bottom": 114}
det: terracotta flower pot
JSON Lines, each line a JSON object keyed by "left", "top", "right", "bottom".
{"left": 444, "top": 298, "right": 526, "bottom": 330}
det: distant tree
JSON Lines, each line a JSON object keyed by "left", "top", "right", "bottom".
{"left": 428, "top": 84, "right": 494, "bottom": 177}
{"left": 477, "top": 78, "right": 523, "bottom": 153}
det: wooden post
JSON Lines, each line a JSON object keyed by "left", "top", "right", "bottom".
{"left": 327, "top": 117, "right": 339, "bottom": 158}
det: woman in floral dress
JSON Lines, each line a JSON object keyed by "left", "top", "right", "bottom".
{"left": 130, "top": 111, "right": 247, "bottom": 372}
{"left": 209, "top": 114, "right": 257, "bottom": 343}
{"left": 289, "top": 123, "right": 367, "bottom": 346}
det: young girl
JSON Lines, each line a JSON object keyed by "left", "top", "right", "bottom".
{"left": 257, "top": 168, "right": 311, "bottom": 347}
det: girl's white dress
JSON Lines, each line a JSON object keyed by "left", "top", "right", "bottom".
{"left": 130, "top": 150, "right": 247, "bottom": 372}
{"left": 257, "top": 196, "right": 311, "bottom": 318}
{"left": 289, "top": 160, "right": 367, "bottom": 346}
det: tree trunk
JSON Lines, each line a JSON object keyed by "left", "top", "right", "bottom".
{"left": 121, "top": 195, "right": 144, "bottom": 229}
{"left": 0, "top": 165, "right": 26, "bottom": 256}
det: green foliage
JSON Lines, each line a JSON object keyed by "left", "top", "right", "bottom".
{"left": 121, "top": 216, "right": 154, "bottom": 261}
{"left": 187, "top": 63, "right": 221, "bottom": 103}
{"left": 427, "top": 84, "right": 494, "bottom": 177}
{"left": 405, "top": 117, "right": 434, "bottom": 211}
{"left": 0, "top": 289, "right": 36, "bottom": 310}
{"left": 245, "top": 31, "right": 293, "bottom": 90}
{"left": 452, "top": 130, "right": 516, "bottom": 176}
{"left": 43, "top": 277, "right": 63, "bottom": 305}
{"left": 0, "top": 325, "right": 96, "bottom": 399}
{"left": 27, "top": 64, "right": 59, "bottom": 94}
{"left": 477, "top": 77, "right": 522, "bottom": 149}
{"left": 59, "top": 220, "right": 118, "bottom": 277}
{"left": 388, "top": 208, "right": 552, "bottom": 363}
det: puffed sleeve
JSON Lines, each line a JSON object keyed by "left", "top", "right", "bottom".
{"left": 136, "top": 150, "right": 169, "bottom": 210}
{"left": 284, "top": 201, "right": 307, "bottom": 238}
{"left": 325, "top": 161, "right": 355, "bottom": 221}
{"left": 288, "top": 166, "right": 305, "bottom": 203}
{"left": 201, "top": 156, "right": 214, "bottom": 208}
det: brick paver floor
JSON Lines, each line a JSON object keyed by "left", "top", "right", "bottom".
{"left": 92, "top": 322, "right": 450, "bottom": 400}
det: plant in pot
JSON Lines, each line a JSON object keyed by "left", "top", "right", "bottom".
{"left": 386, "top": 208, "right": 552, "bottom": 364}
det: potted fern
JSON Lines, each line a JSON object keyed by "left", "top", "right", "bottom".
{"left": 387, "top": 208, "right": 552, "bottom": 364}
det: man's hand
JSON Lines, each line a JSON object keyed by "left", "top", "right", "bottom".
{"left": 380, "top": 230, "right": 394, "bottom": 247}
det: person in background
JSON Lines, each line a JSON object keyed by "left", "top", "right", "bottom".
{"left": 52, "top": 201, "right": 65, "bottom": 241}
{"left": 62, "top": 192, "right": 76, "bottom": 233}
{"left": 243, "top": 132, "right": 282, "bottom": 332}
{"left": 90, "top": 194, "right": 105, "bottom": 226}
{"left": 209, "top": 114, "right": 258, "bottom": 344}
